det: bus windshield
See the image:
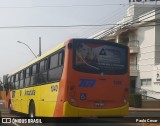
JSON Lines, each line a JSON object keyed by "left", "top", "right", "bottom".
{"left": 73, "top": 40, "right": 128, "bottom": 74}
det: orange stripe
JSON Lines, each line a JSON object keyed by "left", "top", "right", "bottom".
{"left": 53, "top": 39, "right": 72, "bottom": 117}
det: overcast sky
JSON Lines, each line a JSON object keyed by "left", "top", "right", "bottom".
{"left": 1, "top": 0, "right": 158, "bottom": 80}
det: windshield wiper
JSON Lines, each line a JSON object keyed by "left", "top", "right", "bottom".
{"left": 76, "top": 52, "right": 100, "bottom": 70}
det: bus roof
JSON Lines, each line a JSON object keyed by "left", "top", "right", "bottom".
{"left": 11, "top": 41, "right": 65, "bottom": 75}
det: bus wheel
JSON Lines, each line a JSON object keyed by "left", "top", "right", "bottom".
{"left": 29, "top": 102, "right": 35, "bottom": 118}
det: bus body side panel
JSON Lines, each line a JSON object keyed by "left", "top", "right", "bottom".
{"left": 10, "top": 83, "right": 59, "bottom": 117}
{"left": 13, "top": 82, "right": 60, "bottom": 116}
{"left": 38, "top": 82, "right": 59, "bottom": 116}
{"left": 21, "top": 87, "right": 41, "bottom": 115}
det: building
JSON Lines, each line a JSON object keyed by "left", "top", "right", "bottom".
{"left": 90, "top": 4, "right": 160, "bottom": 100}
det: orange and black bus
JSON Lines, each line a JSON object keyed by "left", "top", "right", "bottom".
{"left": 4, "top": 38, "right": 129, "bottom": 117}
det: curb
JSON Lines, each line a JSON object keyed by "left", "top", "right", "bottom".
{"left": 129, "top": 107, "right": 160, "bottom": 112}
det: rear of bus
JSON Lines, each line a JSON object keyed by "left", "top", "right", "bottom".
{"left": 62, "top": 39, "right": 129, "bottom": 117}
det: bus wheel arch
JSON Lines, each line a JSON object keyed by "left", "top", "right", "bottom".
{"left": 28, "top": 100, "right": 35, "bottom": 118}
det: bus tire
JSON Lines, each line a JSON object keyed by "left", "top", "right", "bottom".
{"left": 29, "top": 101, "right": 35, "bottom": 118}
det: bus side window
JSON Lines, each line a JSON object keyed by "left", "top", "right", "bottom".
{"left": 50, "top": 54, "right": 58, "bottom": 69}
{"left": 25, "top": 68, "right": 30, "bottom": 87}
{"left": 19, "top": 70, "right": 25, "bottom": 89}
{"left": 48, "top": 53, "right": 58, "bottom": 82}
{"left": 30, "top": 64, "right": 38, "bottom": 85}
{"left": 7, "top": 77, "right": 11, "bottom": 87}
{"left": 48, "top": 51, "right": 64, "bottom": 83}
{"left": 59, "top": 50, "right": 64, "bottom": 66}
{"left": 15, "top": 73, "right": 20, "bottom": 89}
{"left": 39, "top": 59, "right": 48, "bottom": 84}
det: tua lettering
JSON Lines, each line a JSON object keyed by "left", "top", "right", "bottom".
{"left": 79, "top": 79, "right": 96, "bottom": 88}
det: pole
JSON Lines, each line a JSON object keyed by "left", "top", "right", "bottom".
{"left": 39, "top": 37, "right": 41, "bottom": 57}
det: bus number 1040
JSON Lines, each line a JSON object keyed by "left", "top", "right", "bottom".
{"left": 51, "top": 85, "right": 58, "bottom": 92}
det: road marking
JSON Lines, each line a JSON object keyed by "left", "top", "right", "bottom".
{"left": 13, "top": 123, "right": 20, "bottom": 126}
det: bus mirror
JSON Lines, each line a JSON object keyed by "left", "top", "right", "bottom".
{"left": 68, "top": 43, "right": 73, "bottom": 49}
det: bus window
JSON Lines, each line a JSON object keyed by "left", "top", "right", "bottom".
{"left": 39, "top": 59, "right": 48, "bottom": 84}
{"left": 7, "top": 77, "right": 11, "bottom": 84}
{"left": 48, "top": 51, "right": 64, "bottom": 82}
{"left": 30, "top": 64, "right": 38, "bottom": 85}
{"left": 15, "top": 73, "right": 20, "bottom": 89}
{"left": 50, "top": 54, "right": 58, "bottom": 69}
{"left": 19, "top": 71, "right": 24, "bottom": 89}
{"left": 73, "top": 42, "right": 127, "bottom": 75}
{"left": 40, "top": 60, "right": 45, "bottom": 73}
{"left": 59, "top": 50, "right": 64, "bottom": 66}
{"left": 25, "top": 68, "right": 30, "bottom": 87}
{"left": 11, "top": 75, "right": 15, "bottom": 90}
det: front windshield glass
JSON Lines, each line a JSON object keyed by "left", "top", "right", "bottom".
{"left": 73, "top": 40, "right": 128, "bottom": 74}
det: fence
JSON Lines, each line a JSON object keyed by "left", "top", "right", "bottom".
{"left": 0, "top": 91, "right": 6, "bottom": 100}
{"left": 135, "top": 87, "right": 160, "bottom": 100}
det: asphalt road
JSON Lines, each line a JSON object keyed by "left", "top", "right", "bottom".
{"left": 1, "top": 111, "right": 160, "bottom": 126}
